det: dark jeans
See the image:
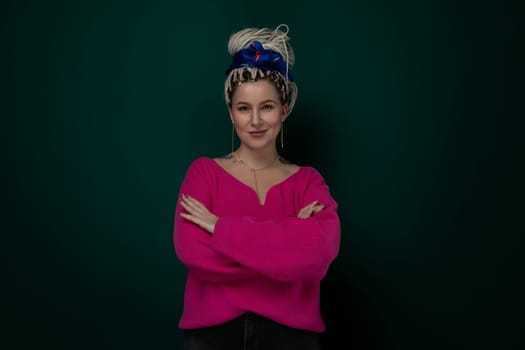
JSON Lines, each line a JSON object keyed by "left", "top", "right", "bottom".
{"left": 183, "top": 312, "right": 322, "bottom": 350}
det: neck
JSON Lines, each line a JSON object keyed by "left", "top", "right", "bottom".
{"left": 235, "top": 145, "right": 279, "bottom": 169}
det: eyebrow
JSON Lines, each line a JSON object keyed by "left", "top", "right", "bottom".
{"left": 235, "top": 99, "right": 278, "bottom": 106}
{"left": 259, "top": 99, "right": 277, "bottom": 105}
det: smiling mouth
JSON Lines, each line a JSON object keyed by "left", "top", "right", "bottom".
{"left": 249, "top": 130, "right": 267, "bottom": 136}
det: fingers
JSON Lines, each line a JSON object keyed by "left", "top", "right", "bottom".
{"left": 297, "top": 201, "right": 325, "bottom": 219}
{"left": 298, "top": 202, "right": 316, "bottom": 218}
{"left": 180, "top": 196, "right": 209, "bottom": 220}
{"left": 312, "top": 204, "right": 325, "bottom": 215}
{"left": 180, "top": 194, "right": 207, "bottom": 214}
{"left": 180, "top": 212, "right": 213, "bottom": 233}
{"left": 179, "top": 194, "right": 217, "bottom": 234}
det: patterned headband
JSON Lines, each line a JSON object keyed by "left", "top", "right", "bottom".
{"left": 225, "top": 41, "right": 294, "bottom": 82}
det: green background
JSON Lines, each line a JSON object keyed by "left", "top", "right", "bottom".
{"left": 4, "top": 0, "right": 523, "bottom": 349}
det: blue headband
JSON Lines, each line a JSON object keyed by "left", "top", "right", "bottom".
{"left": 225, "top": 41, "right": 294, "bottom": 82}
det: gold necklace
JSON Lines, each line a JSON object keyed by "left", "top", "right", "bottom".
{"left": 232, "top": 152, "right": 279, "bottom": 202}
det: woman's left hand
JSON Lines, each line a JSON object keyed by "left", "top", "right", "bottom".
{"left": 179, "top": 194, "right": 218, "bottom": 234}
{"left": 297, "top": 200, "right": 325, "bottom": 219}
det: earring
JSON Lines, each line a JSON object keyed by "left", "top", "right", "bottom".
{"left": 231, "top": 123, "right": 235, "bottom": 155}
{"left": 280, "top": 121, "right": 284, "bottom": 148}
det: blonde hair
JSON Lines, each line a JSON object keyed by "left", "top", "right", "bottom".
{"left": 224, "top": 24, "right": 298, "bottom": 116}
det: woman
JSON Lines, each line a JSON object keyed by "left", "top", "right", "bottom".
{"left": 173, "top": 24, "right": 341, "bottom": 350}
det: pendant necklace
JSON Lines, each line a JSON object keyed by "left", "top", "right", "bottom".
{"left": 233, "top": 152, "right": 279, "bottom": 202}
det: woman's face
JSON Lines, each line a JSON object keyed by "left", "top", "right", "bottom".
{"left": 229, "top": 79, "right": 288, "bottom": 152}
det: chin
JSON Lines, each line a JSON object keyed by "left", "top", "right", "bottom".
{"left": 241, "top": 140, "right": 274, "bottom": 150}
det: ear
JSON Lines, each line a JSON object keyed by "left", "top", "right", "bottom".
{"left": 281, "top": 103, "right": 289, "bottom": 121}
{"left": 228, "top": 105, "right": 234, "bottom": 124}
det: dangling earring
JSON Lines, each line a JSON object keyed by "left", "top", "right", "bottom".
{"left": 231, "top": 123, "right": 235, "bottom": 155}
{"left": 280, "top": 121, "right": 284, "bottom": 148}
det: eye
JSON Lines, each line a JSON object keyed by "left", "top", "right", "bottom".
{"left": 262, "top": 104, "right": 274, "bottom": 111}
{"left": 237, "top": 106, "right": 249, "bottom": 112}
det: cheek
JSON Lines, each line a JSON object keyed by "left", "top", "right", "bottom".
{"left": 272, "top": 112, "right": 284, "bottom": 127}
{"left": 229, "top": 111, "right": 243, "bottom": 124}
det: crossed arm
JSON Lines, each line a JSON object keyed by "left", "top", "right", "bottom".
{"left": 180, "top": 194, "right": 326, "bottom": 234}
{"left": 173, "top": 159, "right": 341, "bottom": 282}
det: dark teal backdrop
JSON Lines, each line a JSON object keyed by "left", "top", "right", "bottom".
{"left": 4, "top": 0, "right": 523, "bottom": 349}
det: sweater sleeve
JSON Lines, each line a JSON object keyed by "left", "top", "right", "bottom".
{"left": 211, "top": 168, "right": 341, "bottom": 282}
{"left": 173, "top": 158, "right": 258, "bottom": 282}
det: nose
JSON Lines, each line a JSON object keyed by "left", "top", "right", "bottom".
{"left": 251, "top": 110, "right": 262, "bottom": 126}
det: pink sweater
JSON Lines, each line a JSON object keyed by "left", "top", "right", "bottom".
{"left": 173, "top": 157, "right": 341, "bottom": 333}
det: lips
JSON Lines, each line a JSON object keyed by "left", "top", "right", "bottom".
{"left": 249, "top": 130, "right": 267, "bottom": 137}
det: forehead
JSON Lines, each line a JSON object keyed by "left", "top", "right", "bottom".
{"left": 232, "top": 79, "right": 280, "bottom": 103}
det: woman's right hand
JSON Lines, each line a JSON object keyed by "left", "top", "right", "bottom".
{"left": 179, "top": 194, "right": 218, "bottom": 234}
{"left": 297, "top": 200, "right": 325, "bottom": 219}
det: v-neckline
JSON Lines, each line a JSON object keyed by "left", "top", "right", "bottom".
{"left": 210, "top": 157, "right": 303, "bottom": 206}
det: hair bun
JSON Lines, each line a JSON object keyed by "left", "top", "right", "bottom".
{"left": 227, "top": 25, "right": 295, "bottom": 67}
